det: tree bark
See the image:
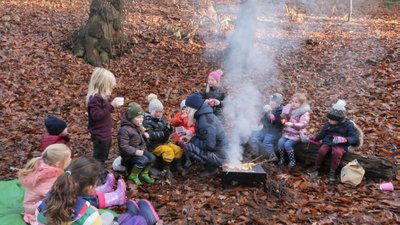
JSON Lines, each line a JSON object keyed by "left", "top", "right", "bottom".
{"left": 347, "top": 0, "right": 353, "bottom": 22}
{"left": 72, "top": 0, "right": 125, "bottom": 66}
{"left": 294, "top": 143, "right": 397, "bottom": 180}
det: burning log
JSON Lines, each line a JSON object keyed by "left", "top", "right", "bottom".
{"left": 293, "top": 143, "right": 397, "bottom": 180}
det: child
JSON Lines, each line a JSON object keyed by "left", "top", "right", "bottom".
{"left": 40, "top": 116, "right": 71, "bottom": 151}
{"left": 304, "top": 100, "right": 363, "bottom": 183}
{"left": 200, "top": 69, "right": 225, "bottom": 116}
{"left": 248, "top": 93, "right": 284, "bottom": 161}
{"left": 36, "top": 157, "right": 157, "bottom": 225}
{"left": 18, "top": 144, "right": 72, "bottom": 224}
{"left": 143, "top": 93, "right": 183, "bottom": 178}
{"left": 118, "top": 102, "right": 156, "bottom": 186}
{"left": 278, "top": 93, "right": 311, "bottom": 168}
{"left": 171, "top": 99, "right": 195, "bottom": 149}
{"left": 86, "top": 67, "right": 121, "bottom": 164}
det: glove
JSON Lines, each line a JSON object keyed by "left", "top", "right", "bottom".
{"left": 214, "top": 99, "right": 221, "bottom": 106}
{"left": 333, "top": 136, "right": 347, "bottom": 144}
{"left": 268, "top": 113, "right": 275, "bottom": 121}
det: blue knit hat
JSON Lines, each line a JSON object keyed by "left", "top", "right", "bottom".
{"left": 45, "top": 116, "right": 67, "bottom": 135}
{"left": 185, "top": 93, "right": 204, "bottom": 110}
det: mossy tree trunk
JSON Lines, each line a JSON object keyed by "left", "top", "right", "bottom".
{"left": 72, "top": 0, "right": 125, "bottom": 66}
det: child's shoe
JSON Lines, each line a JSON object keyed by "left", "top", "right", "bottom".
{"left": 138, "top": 199, "right": 160, "bottom": 225}
{"left": 128, "top": 166, "right": 143, "bottom": 186}
{"left": 140, "top": 166, "right": 155, "bottom": 184}
{"left": 98, "top": 179, "right": 127, "bottom": 208}
{"left": 96, "top": 172, "right": 115, "bottom": 193}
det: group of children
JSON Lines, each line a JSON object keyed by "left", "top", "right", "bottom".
{"left": 17, "top": 66, "right": 363, "bottom": 224}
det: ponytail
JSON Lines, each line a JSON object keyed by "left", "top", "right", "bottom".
{"left": 18, "top": 157, "right": 41, "bottom": 179}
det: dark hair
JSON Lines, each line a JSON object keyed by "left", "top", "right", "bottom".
{"left": 45, "top": 156, "right": 102, "bottom": 225}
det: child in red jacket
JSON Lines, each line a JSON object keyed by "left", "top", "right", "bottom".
{"left": 40, "top": 116, "right": 71, "bottom": 150}
{"left": 171, "top": 100, "right": 195, "bottom": 147}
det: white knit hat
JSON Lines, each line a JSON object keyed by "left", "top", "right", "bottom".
{"left": 180, "top": 100, "right": 186, "bottom": 110}
{"left": 147, "top": 93, "right": 163, "bottom": 115}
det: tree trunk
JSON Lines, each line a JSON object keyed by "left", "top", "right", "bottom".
{"left": 294, "top": 143, "right": 397, "bottom": 180}
{"left": 72, "top": 0, "right": 125, "bottom": 66}
{"left": 347, "top": 0, "right": 353, "bottom": 22}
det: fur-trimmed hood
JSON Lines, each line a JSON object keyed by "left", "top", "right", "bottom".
{"left": 291, "top": 104, "right": 311, "bottom": 117}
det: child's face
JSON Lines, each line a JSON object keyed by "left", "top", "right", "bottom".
{"left": 154, "top": 109, "right": 164, "bottom": 119}
{"left": 181, "top": 107, "right": 188, "bottom": 114}
{"left": 60, "top": 128, "right": 68, "bottom": 136}
{"left": 132, "top": 115, "right": 144, "bottom": 126}
{"left": 208, "top": 76, "right": 218, "bottom": 87}
{"left": 328, "top": 119, "right": 339, "bottom": 125}
{"left": 292, "top": 99, "right": 301, "bottom": 109}
{"left": 270, "top": 101, "right": 278, "bottom": 109}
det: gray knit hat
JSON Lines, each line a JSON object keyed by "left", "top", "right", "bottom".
{"left": 147, "top": 93, "right": 163, "bottom": 115}
{"left": 269, "top": 93, "right": 283, "bottom": 105}
{"left": 327, "top": 100, "right": 346, "bottom": 122}
{"left": 127, "top": 102, "right": 144, "bottom": 120}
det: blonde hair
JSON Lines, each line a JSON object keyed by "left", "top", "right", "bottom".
{"left": 18, "top": 144, "right": 71, "bottom": 179}
{"left": 291, "top": 92, "right": 308, "bottom": 105}
{"left": 86, "top": 67, "right": 116, "bottom": 104}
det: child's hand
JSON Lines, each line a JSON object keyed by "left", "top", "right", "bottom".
{"left": 143, "top": 132, "right": 150, "bottom": 139}
{"left": 285, "top": 122, "right": 293, "bottom": 127}
{"left": 135, "top": 150, "right": 144, "bottom": 156}
{"left": 186, "top": 130, "right": 193, "bottom": 136}
{"left": 207, "top": 98, "right": 217, "bottom": 107}
{"left": 332, "top": 136, "right": 347, "bottom": 144}
{"left": 181, "top": 111, "right": 188, "bottom": 118}
{"left": 268, "top": 113, "right": 275, "bottom": 121}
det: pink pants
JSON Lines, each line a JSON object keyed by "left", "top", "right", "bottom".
{"left": 315, "top": 144, "right": 345, "bottom": 170}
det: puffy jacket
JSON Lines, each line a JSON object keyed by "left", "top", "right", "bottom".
{"left": 201, "top": 86, "right": 225, "bottom": 115}
{"left": 171, "top": 111, "right": 196, "bottom": 143}
{"left": 40, "top": 134, "right": 71, "bottom": 151}
{"left": 87, "top": 94, "right": 114, "bottom": 140}
{"left": 19, "top": 161, "right": 63, "bottom": 224}
{"left": 315, "top": 119, "right": 360, "bottom": 147}
{"left": 143, "top": 113, "right": 171, "bottom": 151}
{"left": 281, "top": 104, "right": 311, "bottom": 141}
{"left": 189, "top": 103, "right": 228, "bottom": 154}
{"left": 260, "top": 104, "right": 284, "bottom": 134}
{"left": 118, "top": 114, "right": 148, "bottom": 164}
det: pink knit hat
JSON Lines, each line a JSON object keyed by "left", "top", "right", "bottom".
{"left": 208, "top": 69, "right": 223, "bottom": 83}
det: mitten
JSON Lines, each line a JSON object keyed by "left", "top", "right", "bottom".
{"left": 285, "top": 122, "right": 293, "bottom": 127}
{"left": 332, "top": 136, "right": 347, "bottom": 144}
{"left": 268, "top": 113, "right": 275, "bottom": 121}
{"left": 214, "top": 99, "right": 221, "bottom": 106}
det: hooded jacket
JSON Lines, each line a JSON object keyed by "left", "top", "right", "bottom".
{"left": 143, "top": 113, "right": 171, "bottom": 151}
{"left": 19, "top": 161, "right": 63, "bottom": 224}
{"left": 315, "top": 119, "right": 360, "bottom": 147}
{"left": 281, "top": 103, "right": 311, "bottom": 141}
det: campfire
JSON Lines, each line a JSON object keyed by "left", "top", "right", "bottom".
{"left": 223, "top": 162, "right": 256, "bottom": 171}
{"left": 221, "top": 160, "right": 266, "bottom": 188}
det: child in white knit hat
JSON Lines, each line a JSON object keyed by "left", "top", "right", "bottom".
{"left": 143, "top": 93, "right": 183, "bottom": 179}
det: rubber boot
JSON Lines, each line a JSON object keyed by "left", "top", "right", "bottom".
{"left": 266, "top": 151, "right": 279, "bottom": 162}
{"left": 128, "top": 166, "right": 143, "bottom": 186}
{"left": 278, "top": 148, "right": 285, "bottom": 166}
{"left": 138, "top": 199, "right": 160, "bottom": 225}
{"left": 98, "top": 179, "right": 126, "bottom": 208}
{"left": 96, "top": 172, "right": 115, "bottom": 193}
{"left": 140, "top": 166, "right": 155, "bottom": 184}
{"left": 160, "top": 163, "right": 173, "bottom": 180}
{"left": 329, "top": 169, "right": 336, "bottom": 183}
{"left": 287, "top": 150, "right": 296, "bottom": 168}
{"left": 127, "top": 199, "right": 140, "bottom": 216}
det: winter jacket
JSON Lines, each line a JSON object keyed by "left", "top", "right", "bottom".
{"left": 260, "top": 104, "right": 284, "bottom": 134}
{"left": 143, "top": 113, "right": 171, "bottom": 151}
{"left": 36, "top": 196, "right": 102, "bottom": 225}
{"left": 118, "top": 114, "right": 148, "bottom": 165}
{"left": 87, "top": 94, "right": 114, "bottom": 140}
{"left": 19, "top": 161, "right": 63, "bottom": 224}
{"left": 281, "top": 104, "right": 311, "bottom": 141}
{"left": 315, "top": 119, "right": 360, "bottom": 147}
{"left": 40, "top": 134, "right": 71, "bottom": 151}
{"left": 189, "top": 103, "right": 228, "bottom": 154}
{"left": 201, "top": 86, "right": 225, "bottom": 115}
{"left": 171, "top": 111, "right": 196, "bottom": 143}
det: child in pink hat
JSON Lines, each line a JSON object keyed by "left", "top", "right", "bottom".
{"left": 200, "top": 69, "right": 226, "bottom": 117}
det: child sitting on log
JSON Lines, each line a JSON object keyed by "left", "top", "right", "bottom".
{"left": 302, "top": 99, "right": 363, "bottom": 183}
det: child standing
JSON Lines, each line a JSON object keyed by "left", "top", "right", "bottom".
{"left": 143, "top": 94, "right": 183, "bottom": 178}
{"left": 18, "top": 144, "right": 72, "bottom": 224}
{"left": 304, "top": 100, "right": 363, "bottom": 183}
{"left": 200, "top": 69, "right": 225, "bottom": 116}
{"left": 248, "top": 93, "right": 284, "bottom": 161}
{"left": 36, "top": 157, "right": 150, "bottom": 225}
{"left": 118, "top": 102, "right": 156, "bottom": 186}
{"left": 86, "top": 67, "right": 121, "bottom": 164}
{"left": 278, "top": 93, "right": 311, "bottom": 168}
{"left": 40, "top": 116, "right": 71, "bottom": 151}
{"left": 171, "top": 99, "right": 195, "bottom": 148}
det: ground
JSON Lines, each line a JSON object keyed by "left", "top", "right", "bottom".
{"left": 0, "top": 0, "right": 399, "bottom": 224}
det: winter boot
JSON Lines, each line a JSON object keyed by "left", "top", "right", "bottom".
{"left": 287, "top": 150, "right": 296, "bottom": 169}
{"left": 98, "top": 179, "right": 127, "bottom": 208}
{"left": 138, "top": 199, "right": 160, "bottom": 225}
{"left": 140, "top": 166, "right": 155, "bottom": 184}
{"left": 278, "top": 148, "right": 285, "bottom": 166}
{"left": 96, "top": 172, "right": 115, "bottom": 193}
{"left": 128, "top": 166, "right": 143, "bottom": 186}
{"left": 200, "top": 165, "right": 218, "bottom": 177}
{"left": 329, "top": 169, "right": 336, "bottom": 183}
{"left": 307, "top": 166, "right": 319, "bottom": 175}
{"left": 160, "top": 163, "right": 173, "bottom": 180}
{"left": 266, "top": 151, "right": 279, "bottom": 162}
{"left": 127, "top": 199, "right": 140, "bottom": 216}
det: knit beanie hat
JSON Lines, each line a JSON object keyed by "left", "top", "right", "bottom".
{"left": 127, "top": 102, "right": 144, "bottom": 120}
{"left": 269, "top": 93, "right": 283, "bottom": 105}
{"left": 327, "top": 100, "right": 347, "bottom": 122}
{"left": 208, "top": 69, "right": 223, "bottom": 83}
{"left": 185, "top": 93, "right": 204, "bottom": 110}
{"left": 45, "top": 116, "right": 67, "bottom": 135}
{"left": 180, "top": 100, "right": 186, "bottom": 110}
{"left": 147, "top": 93, "right": 164, "bottom": 115}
